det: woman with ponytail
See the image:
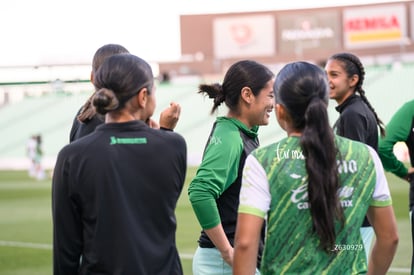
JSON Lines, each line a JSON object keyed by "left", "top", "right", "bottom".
{"left": 69, "top": 44, "right": 180, "bottom": 143}
{"left": 233, "top": 61, "right": 398, "bottom": 275}
{"left": 53, "top": 54, "right": 187, "bottom": 274}
{"left": 188, "top": 60, "right": 274, "bottom": 275}
{"left": 325, "top": 52, "right": 385, "bottom": 261}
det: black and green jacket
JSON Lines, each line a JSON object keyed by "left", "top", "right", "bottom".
{"left": 379, "top": 99, "right": 414, "bottom": 178}
{"left": 188, "top": 116, "right": 259, "bottom": 247}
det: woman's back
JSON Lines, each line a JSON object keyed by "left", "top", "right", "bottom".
{"left": 54, "top": 120, "right": 186, "bottom": 274}
{"left": 233, "top": 61, "right": 397, "bottom": 275}
{"left": 242, "top": 135, "right": 383, "bottom": 274}
{"left": 52, "top": 53, "right": 187, "bottom": 275}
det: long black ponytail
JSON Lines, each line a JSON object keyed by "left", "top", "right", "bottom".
{"left": 274, "top": 61, "right": 344, "bottom": 252}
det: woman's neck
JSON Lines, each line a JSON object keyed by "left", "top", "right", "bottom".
{"left": 288, "top": 131, "right": 302, "bottom": 137}
{"left": 105, "top": 110, "right": 144, "bottom": 123}
{"left": 227, "top": 111, "right": 252, "bottom": 129}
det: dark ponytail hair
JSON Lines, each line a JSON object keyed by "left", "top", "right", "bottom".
{"left": 199, "top": 60, "right": 274, "bottom": 114}
{"left": 93, "top": 53, "right": 154, "bottom": 115}
{"left": 329, "top": 52, "right": 386, "bottom": 137}
{"left": 78, "top": 44, "right": 130, "bottom": 122}
{"left": 198, "top": 83, "right": 225, "bottom": 114}
{"left": 274, "top": 61, "right": 344, "bottom": 252}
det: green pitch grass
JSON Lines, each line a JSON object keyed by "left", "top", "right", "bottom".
{"left": 0, "top": 168, "right": 410, "bottom": 274}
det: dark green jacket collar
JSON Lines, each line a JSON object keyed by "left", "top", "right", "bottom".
{"left": 217, "top": 116, "right": 259, "bottom": 139}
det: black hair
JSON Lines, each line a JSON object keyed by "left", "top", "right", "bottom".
{"left": 274, "top": 61, "right": 344, "bottom": 253}
{"left": 78, "top": 44, "right": 130, "bottom": 122}
{"left": 199, "top": 60, "right": 274, "bottom": 114}
{"left": 92, "top": 44, "right": 130, "bottom": 75}
{"left": 92, "top": 53, "right": 153, "bottom": 115}
{"left": 328, "top": 52, "right": 386, "bottom": 137}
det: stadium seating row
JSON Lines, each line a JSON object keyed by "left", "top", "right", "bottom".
{"left": 0, "top": 63, "right": 413, "bottom": 168}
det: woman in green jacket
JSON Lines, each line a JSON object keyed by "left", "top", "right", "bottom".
{"left": 188, "top": 60, "right": 274, "bottom": 275}
{"left": 378, "top": 99, "right": 414, "bottom": 274}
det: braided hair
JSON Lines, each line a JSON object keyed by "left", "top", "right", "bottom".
{"left": 329, "top": 53, "right": 386, "bottom": 137}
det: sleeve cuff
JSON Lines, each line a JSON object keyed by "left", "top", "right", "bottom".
{"left": 191, "top": 198, "right": 221, "bottom": 229}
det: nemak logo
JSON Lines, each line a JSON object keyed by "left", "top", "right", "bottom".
{"left": 291, "top": 184, "right": 354, "bottom": 210}
{"left": 282, "top": 20, "right": 334, "bottom": 41}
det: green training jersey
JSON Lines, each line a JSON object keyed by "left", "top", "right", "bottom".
{"left": 379, "top": 99, "right": 414, "bottom": 178}
{"left": 189, "top": 117, "right": 259, "bottom": 246}
{"left": 239, "top": 136, "right": 392, "bottom": 274}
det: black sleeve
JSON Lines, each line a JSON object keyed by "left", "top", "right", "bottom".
{"left": 52, "top": 148, "right": 83, "bottom": 274}
{"left": 167, "top": 132, "right": 187, "bottom": 189}
{"left": 69, "top": 115, "right": 81, "bottom": 143}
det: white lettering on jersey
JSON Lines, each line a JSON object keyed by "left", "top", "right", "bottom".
{"left": 337, "top": 159, "right": 357, "bottom": 174}
{"left": 275, "top": 143, "right": 305, "bottom": 161}
{"left": 291, "top": 184, "right": 354, "bottom": 210}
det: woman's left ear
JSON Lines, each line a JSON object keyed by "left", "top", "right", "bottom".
{"left": 136, "top": 88, "right": 148, "bottom": 108}
{"left": 350, "top": 74, "right": 359, "bottom": 88}
{"left": 241, "top": 87, "right": 253, "bottom": 104}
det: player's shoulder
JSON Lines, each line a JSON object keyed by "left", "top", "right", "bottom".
{"left": 154, "top": 128, "right": 187, "bottom": 147}
{"left": 335, "top": 135, "right": 373, "bottom": 160}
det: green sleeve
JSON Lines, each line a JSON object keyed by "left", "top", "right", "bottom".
{"left": 378, "top": 100, "right": 414, "bottom": 178}
{"left": 188, "top": 126, "right": 243, "bottom": 229}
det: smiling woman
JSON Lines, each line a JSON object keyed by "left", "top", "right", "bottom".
{"left": 188, "top": 60, "right": 274, "bottom": 275}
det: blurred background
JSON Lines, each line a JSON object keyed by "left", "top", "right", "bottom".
{"left": 1, "top": 1, "right": 413, "bottom": 274}
{"left": 0, "top": 0, "right": 412, "bottom": 170}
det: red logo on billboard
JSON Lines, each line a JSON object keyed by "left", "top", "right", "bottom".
{"left": 230, "top": 24, "right": 252, "bottom": 46}
{"left": 345, "top": 15, "right": 400, "bottom": 31}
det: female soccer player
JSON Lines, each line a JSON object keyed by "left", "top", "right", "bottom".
{"left": 53, "top": 53, "right": 187, "bottom": 274}
{"left": 233, "top": 61, "right": 398, "bottom": 275}
{"left": 188, "top": 60, "right": 274, "bottom": 274}
{"left": 325, "top": 52, "right": 386, "bottom": 260}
